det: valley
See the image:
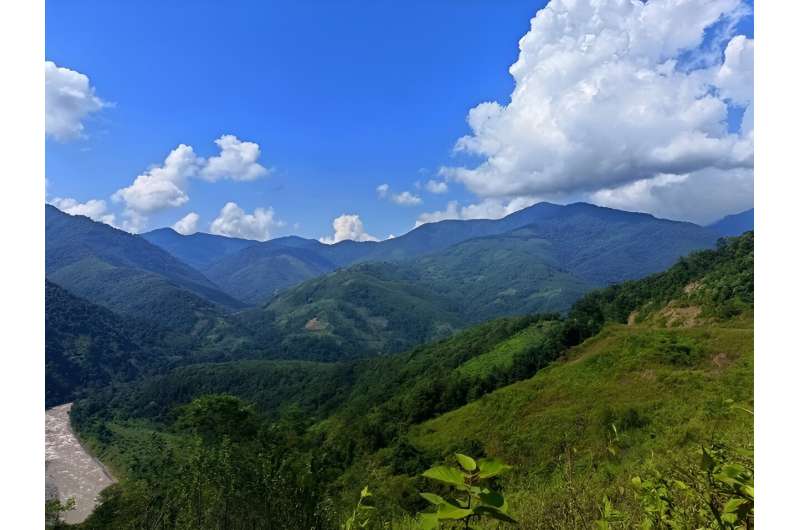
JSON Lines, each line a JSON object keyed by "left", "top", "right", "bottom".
{"left": 43, "top": 202, "right": 754, "bottom": 528}
{"left": 45, "top": 404, "right": 115, "bottom": 525}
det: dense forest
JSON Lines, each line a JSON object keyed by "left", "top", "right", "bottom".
{"left": 52, "top": 232, "right": 753, "bottom": 529}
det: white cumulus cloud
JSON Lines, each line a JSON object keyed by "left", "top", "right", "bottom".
{"left": 210, "top": 202, "right": 283, "bottom": 241}
{"left": 45, "top": 61, "right": 108, "bottom": 141}
{"left": 376, "top": 183, "right": 422, "bottom": 206}
{"left": 49, "top": 197, "right": 116, "bottom": 226}
{"left": 199, "top": 135, "right": 269, "bottom": 182}
{"left": 425, "top": 180, "right": 448, "bottom": 194}
{"left": 111, "top": 135, "right": 269, "bottom": 231}
{"left": 391, "top": 191, "right": 422, "bottom": 206}
{"left": 320, "top": 214, "right": 378, "bottom": 244}
{"left": 172, "top": 212, "right": 200, "bottom": 235}
{"left": 112, "top": 144, "right": 198, "bottom": 214}
{"left": 440, "top": 0, "right": 753, "bottom": 223}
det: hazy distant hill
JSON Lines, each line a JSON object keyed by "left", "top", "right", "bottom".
{"left": 707, "top": 208, "right": 754, "bottom": 236}
{"left": 46, "top": 205, "right": 245, "bottom": 331}
{"left": 205, "top": 244, "right": 338, "bottom": 304}
{"left": 249, "top": 203, "right": 719, "bottom": 358}
{"left": 141, "top": 227, "right": 257, "bottom": 270}
{"left": 185, "top": 201, "right": 717, "bottom": 305}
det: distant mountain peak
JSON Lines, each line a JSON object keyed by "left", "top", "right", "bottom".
{"left": 706, "top": 208, "right": 754, "bottom": 237}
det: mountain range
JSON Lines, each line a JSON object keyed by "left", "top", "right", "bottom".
{"left": 46, "top": 201, "right": 747, "bottom": 360}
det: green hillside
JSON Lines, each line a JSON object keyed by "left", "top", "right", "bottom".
{"left": 46, "top": 205, "right": 246, "bottom": 333}
{"left": 205, "top": 245, "right": 337, "bottom": 304}
{"left": 410, "top": 319, "right": 752, "bottom": 527}
{"left": 45, "top": 281, "right": 161, "bottom": 407}
{"left": 141, "top": 227, "right": 257, "bottom": 270}
{"left": 250, "top": 205, "right": 718, "bottom": 359}
{"left": 68, "top": 233, "right": 753, "bottom": 529}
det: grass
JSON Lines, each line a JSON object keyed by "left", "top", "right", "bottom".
{"left": 406, "top": 318, "right": 753, "bottom": 528}
{"left": 456, "top": 321, "right": 561, "bottom": 378}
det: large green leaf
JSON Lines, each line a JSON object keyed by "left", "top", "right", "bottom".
{"left": 474, "top": 505, "right": 518, "bottom": 524}
{"left": 422, "top": 466, "right": 467, "bottom": 488}
{"left": 417, "top": 512, "right": 439, "bottom": 530}
{"left": 436, "top": 501, "right": 473, "bottom": 520}
{"left": 419, "top": 493, "right": 445, "bottom": 506}
{"left": 479, "top": 490, "right": 508, "bottom": 512}
{"left": 477, "top": 458, "right": 512, "bottom": 479}
{"left": 455, "top": 453, "right": 477, "bottom": 471}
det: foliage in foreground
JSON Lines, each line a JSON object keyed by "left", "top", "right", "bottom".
{"left": 417, "top": 453, "right": 516, "bottom": 529}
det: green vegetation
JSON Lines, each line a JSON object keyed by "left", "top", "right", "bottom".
{"left": 45, "top": 205, "right": 245, "bottom": 334}
{"left": 417, "top": 454, "right": 517, "bottom": 528}
{"left": 47, "top": 201, "right": 720, "bottom": 363}
{"left": 62, "top": 232, "right": 752, "bottom": 529}
{"left": 248, "top": 202, "right": 719, "bottom": 359}
{"left": 46, "top": 280, "right": 162, "bottom": 407}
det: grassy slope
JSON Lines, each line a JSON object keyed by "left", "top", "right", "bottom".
{"left": 406, "top": 316, "right": 753, "bottom": 527}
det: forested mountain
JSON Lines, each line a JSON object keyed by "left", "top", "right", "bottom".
{"left": 707, "top": 207, "right": 754, "bottom": 236}
{"left": 147, "top": 202, "right": 718, "bottom": 307}
{"left": 45, "top": 202, "right": 720, "bottom": 363}
{"left": 248, "top": 203, "right": 719, "bottom": 358}
{"left": 45, "top": 205, "right": 245, "bottom": 332}
{"left": 70, "top": 232, "right": 754, "bottom": 529}
{"left": 141, "top": 227, "right": 256, "bottom": 270}
{"left": 205, "top": 244, "right": 338, "bottom": 304}
{"left": 45, "top": 281, "right": 161, "bottom": 407}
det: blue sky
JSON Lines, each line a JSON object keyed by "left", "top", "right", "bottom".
{"left": 46, "top": 0, "right": 754, "bottom": 241}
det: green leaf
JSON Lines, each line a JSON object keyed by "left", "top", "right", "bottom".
{"left": 479, "top": 490, "right": 508, "bottom": 512}
{"left": 422, "top": 466, "right": 467, "bottom": 489}
{"left": 723, "top": 498, "right": 748, "bottom": 514}
{"left": 360, "top": 485, "right": 371, "bottom": 498}
{"left": 436, "top": 501, "right": 473, "bottom": 520}
{"left": 474, "top": 505, "right": 518, "bottom": 524}
{"left": 417, "top": 512, "right": 439, "bottom": 530}
{"left": 419, "top": 493, "right": 445, "bottom": 506}
{"left": 477, "top": 458, "right": 512, "bottom": 479}
{"left": 455, "top": 453, "right": 477, "bottom": 471}
{"left": 740, "top": 484, "right": 754, "bottom": 500}
{"left": 631, "top": 476, "right": 642, "bottom": 489}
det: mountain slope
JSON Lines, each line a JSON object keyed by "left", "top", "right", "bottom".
{"left": 183, "top": 202, "right": 627, "bottom": 303}
{"left": 249, "top": 262, "right": 465, "bottom": 359}
{"left": 205, "top": 244, "right": 338, "bottom": 304}
{"left": 45, "top": 281, "right": 161, "bottom": 407}
{"left": 707, "top": 207, "right": 754, "bottom": 236}
{"left": 252, "top": 204, "right": 719, "bottom": 358}
{"left": 141, "top": 228, "right": 257, "bottom": 270}
{"left": 70, "top": 234, "right": 753, "bottom": 529}
{"left": 46, "top": 205, "right": 245, "bottom": 330}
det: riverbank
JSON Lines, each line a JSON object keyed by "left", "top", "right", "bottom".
{"left": 45, "top": 403, "right": 115, "bottom": 525}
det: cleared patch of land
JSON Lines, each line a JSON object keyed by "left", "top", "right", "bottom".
{"left": 45, "top": 403, "right": 115, "bottom": 524}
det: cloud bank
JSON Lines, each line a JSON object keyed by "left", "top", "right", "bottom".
{"left": 426, "top": 0, "right": 753, "bottom": 225}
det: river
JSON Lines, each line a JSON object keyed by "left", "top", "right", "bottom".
{"left": 45, "top": 403, "right": 115, "bottom": 525}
